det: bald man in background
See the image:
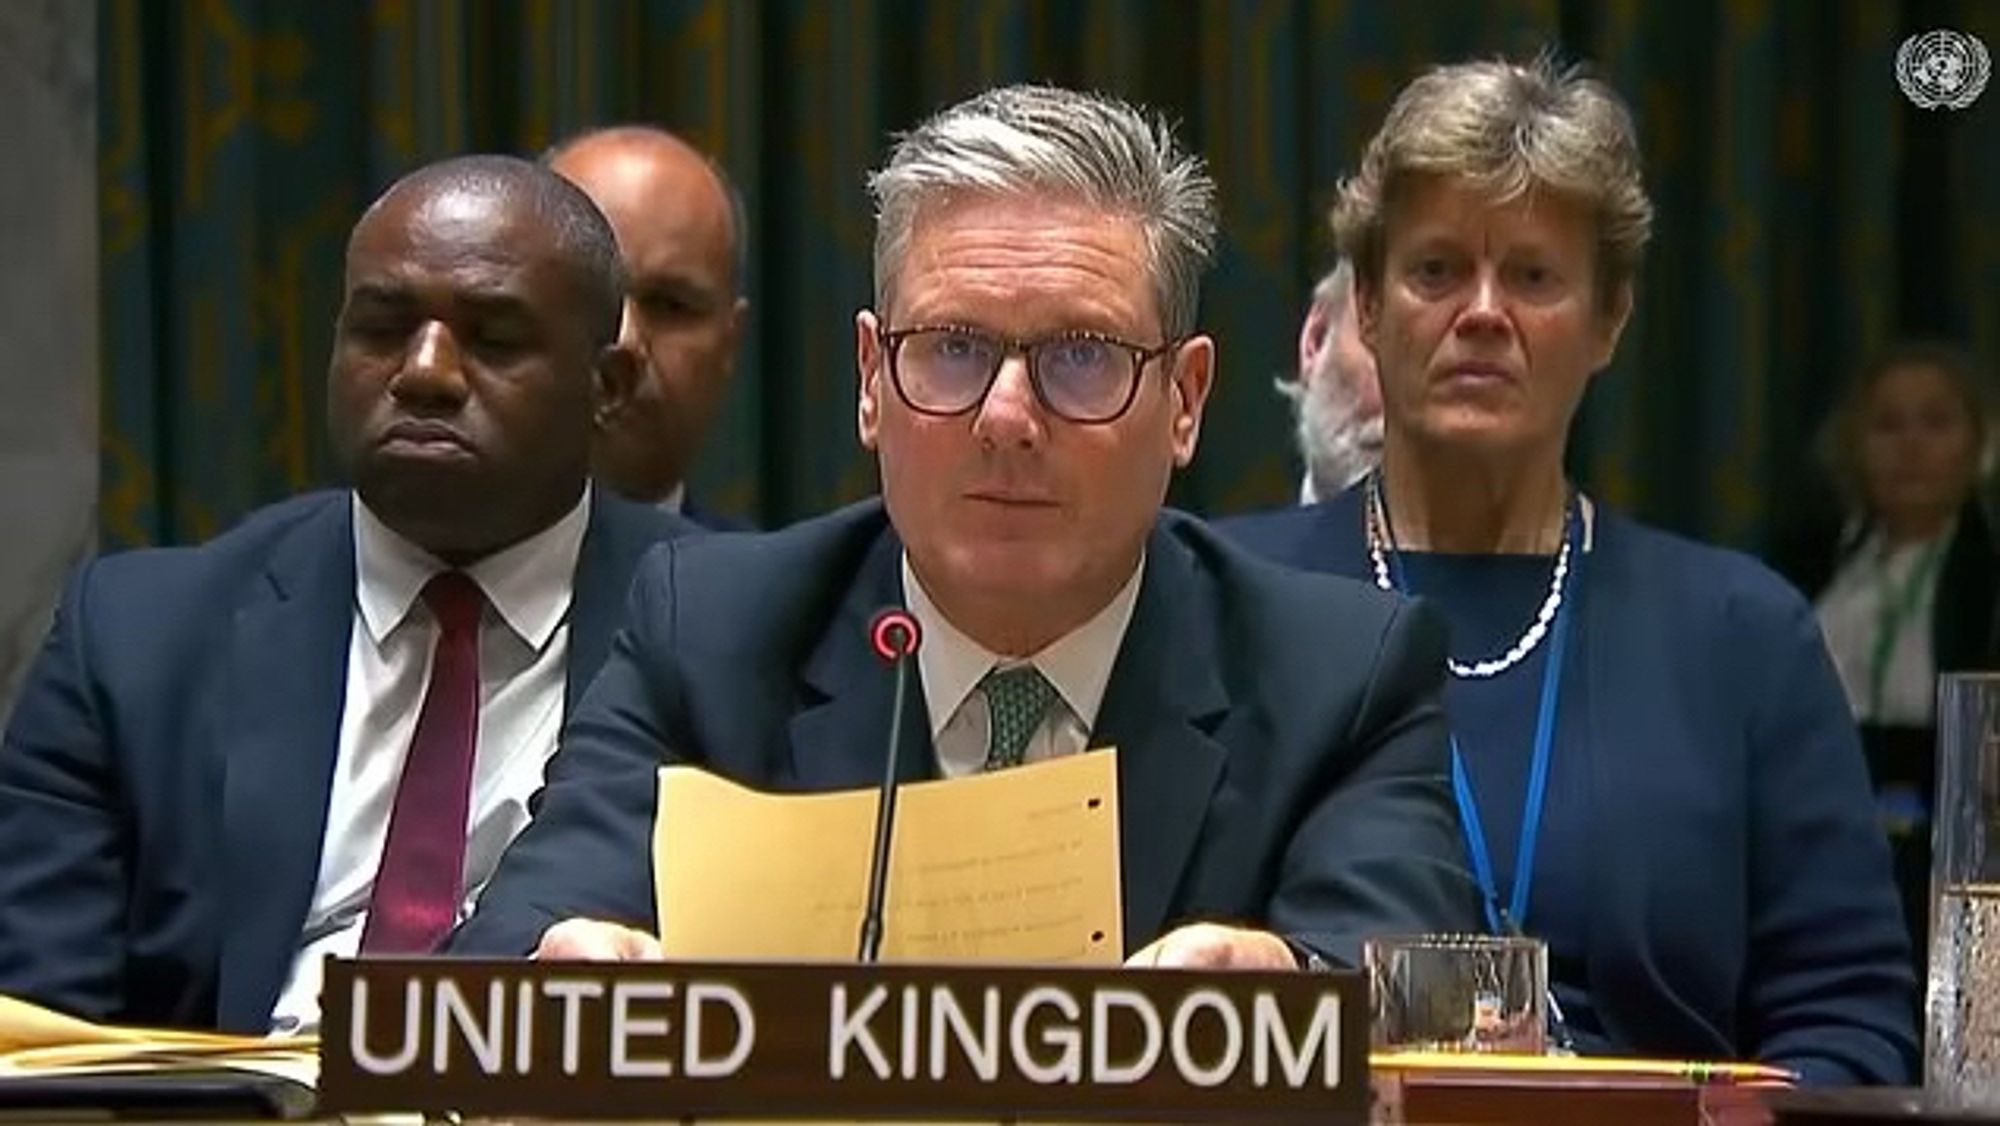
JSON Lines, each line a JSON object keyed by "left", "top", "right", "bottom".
{"left": 546, "top": 126, "right": 751, "bottom": 528}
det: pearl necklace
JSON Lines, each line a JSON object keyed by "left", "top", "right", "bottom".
{"left": 1365, "top": 475, "right": 1574, "bottom": 680}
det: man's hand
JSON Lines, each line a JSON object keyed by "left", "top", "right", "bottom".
{"left": 1124, "top": 923, "right": 1300, "bottom": 970}
{"left": 534, "top": 918, "right": 663, "bottom": 961}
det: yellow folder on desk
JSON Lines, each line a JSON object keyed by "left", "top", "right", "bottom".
{"left": 0, "top": 993, "right": 320, "bottom": 1122}
{"left": 0, "top": 993, "right": 316, "bottom": 1085}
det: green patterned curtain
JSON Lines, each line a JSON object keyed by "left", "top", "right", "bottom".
{"left": 99, "top": 0, "right": 2000, "bottom": 549}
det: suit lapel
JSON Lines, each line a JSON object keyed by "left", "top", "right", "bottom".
{"left": 216, "top": 497, "right": 355, "bottom": 1031}
{"left": 776, "top": 515, "right": 1230, "bottom": 947}
{"left": 787, "top": 530, "right": 936, "bottom": 791}
{"left": 1091, "top": 523, "right": 1229, "bottom": 951}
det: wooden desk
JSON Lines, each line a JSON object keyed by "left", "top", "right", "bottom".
{"left": 1374, "top": 1081, "right": 2000, "bottom": 1126}
{"left": 1372, "top": 1067, "right": 1773, "bottom": 1124}
{"left": 1765, "top": 1088, "right": 2000, "bottom": 1124}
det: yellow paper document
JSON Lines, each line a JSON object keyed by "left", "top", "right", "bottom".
{"left": 654, "top": 749, "right": 1122, "bottom": 964}
{"left": 0, "top": 993, "right": 318, "bottom": 1086}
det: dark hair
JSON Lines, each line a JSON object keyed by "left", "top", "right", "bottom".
{"left": 365, "top": 154, "right": 627, "bottom": 346}
{"left": 1819, "top": 339, "right": 1994, "bottom": 509}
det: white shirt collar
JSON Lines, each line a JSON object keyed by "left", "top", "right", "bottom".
{"left": 351, "top": 485, "right": 592, "bottom": 649}
{"left": 900, "top": 552, "right": 1146, "bottom": 741}
{"left": 659, "top": 483, "right": 686, "bottom": 515}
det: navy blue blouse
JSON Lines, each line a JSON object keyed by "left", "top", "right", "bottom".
{"left": 1397, "top": 551, "right": 1602, "bottom": 1049}
{"left": 1221, "top": 488, "right": 1918, "bottom": 1085}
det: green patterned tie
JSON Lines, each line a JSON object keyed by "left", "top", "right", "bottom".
{"left": 980, "top": 665, "right": 1059, "bottom": 771}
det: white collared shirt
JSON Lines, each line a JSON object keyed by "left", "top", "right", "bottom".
{"left": 901, "top": 554, "right": 1144, "bottom": 779}
{"left": 1816, "top": 525, "right": 1949, "bottom": 726}
{"left": 269, "top": 487, "right": 591, "bottom": 1033}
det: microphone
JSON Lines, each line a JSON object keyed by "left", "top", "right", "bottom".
{"left": 858, "top": 608, "right": 922, "bottom": 963}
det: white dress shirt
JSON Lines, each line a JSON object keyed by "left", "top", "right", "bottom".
{"left": 901, "top": 554, "right": 1144, "bottom": 779}
{"left": 269, "top": 488, "right": 591, "bottom": 1032}
{"left": 1816, "top": 526, "right": 1948, "bottom": 726}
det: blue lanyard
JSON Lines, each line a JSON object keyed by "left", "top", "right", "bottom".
{"left": 1381, "top": 506, "right": 1579, "bottom": 936}
{"left": 1450, "top": 592, "right": 1571, "bottom": 934}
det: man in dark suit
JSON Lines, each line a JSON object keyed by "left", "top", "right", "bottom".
{"left": 545, "top": 126, "right": 752, "bottom": 529}
{"left": 455, "top": 85, "right": 1478, "bottom": 969}
{"left": 0, "top": 155, "right": 695, "bottom": 1032}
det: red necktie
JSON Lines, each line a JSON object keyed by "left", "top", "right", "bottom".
{"left": 360, "top": 571, "right": 484, "bottom": 954}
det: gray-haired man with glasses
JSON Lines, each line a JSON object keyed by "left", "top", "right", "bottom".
{"left": 453, "top": 84, "right": 1479, "bottom": 969}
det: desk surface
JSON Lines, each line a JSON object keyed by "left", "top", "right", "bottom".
{"left": 1765, "top": 1088, "right": 2000, "bottom": 1124}
{"left": 1375, "top": 1068, "right": 1772, "bottom": 1125}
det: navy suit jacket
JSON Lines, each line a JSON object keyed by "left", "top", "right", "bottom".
{"left": 0, "top": 489, "right": 693, "bottom": 1032}
{"left": 1220, "top": 490, "right": 1919, "bottom": 1085}
{"left": 453, "top": 499, "right": 1482, "bottom": 961}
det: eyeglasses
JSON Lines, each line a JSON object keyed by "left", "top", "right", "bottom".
{"left": 876, "top": 324, "right": 1181, "bottom": 424}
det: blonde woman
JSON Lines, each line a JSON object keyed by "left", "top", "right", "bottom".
{"left": 1225, "top": 56, "right": 1914, "bottom": 1084}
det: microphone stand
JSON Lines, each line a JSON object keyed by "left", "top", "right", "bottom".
{"left": 858, "top": 610, "right": 920, "bottom": 963}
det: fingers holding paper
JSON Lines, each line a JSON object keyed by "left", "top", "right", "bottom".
{"left": 1124, "top": 923, "right": 1300, "bottom": 971}
{"left": 535, "top": 918, "right": 663, "bottom": 961}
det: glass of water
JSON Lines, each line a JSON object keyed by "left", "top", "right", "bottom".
{"left": 1365, "top": 934, "right": 1547, "bottom": 1054}
{"left": 1928, "top": 673, "right": 2000, "bottom": 1105}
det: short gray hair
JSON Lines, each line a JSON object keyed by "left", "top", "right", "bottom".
{"left": 1308, "top": 258, "right": 1356, "bottom": 324}
{"left": 1818, "top": 339, "right": 1995, "bottom": 511}
{"left": 1334, "top": 53, "right": 1653, "bottom": 310}
{"left": 867, "top": 84, "right": 1217, "bottom": 338}
{"left": 1276, "top": 259, "right": 1381, "bottom": 498}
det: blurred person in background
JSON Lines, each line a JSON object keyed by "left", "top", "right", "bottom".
{"left": 1223, "top": 54, "right": 1914, "bottom": 1084}
{"left": 1278, "top": 258, "right": 1384, "bottom": 502}
{"left": 1774, "top": 340, "right": 2000, "bottom": 960}
{"left": 1784, "top": 341, "right": 1998, "bottom": 725}
{"left": 546, "top": 126, "right": 751, "bottom": 528}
